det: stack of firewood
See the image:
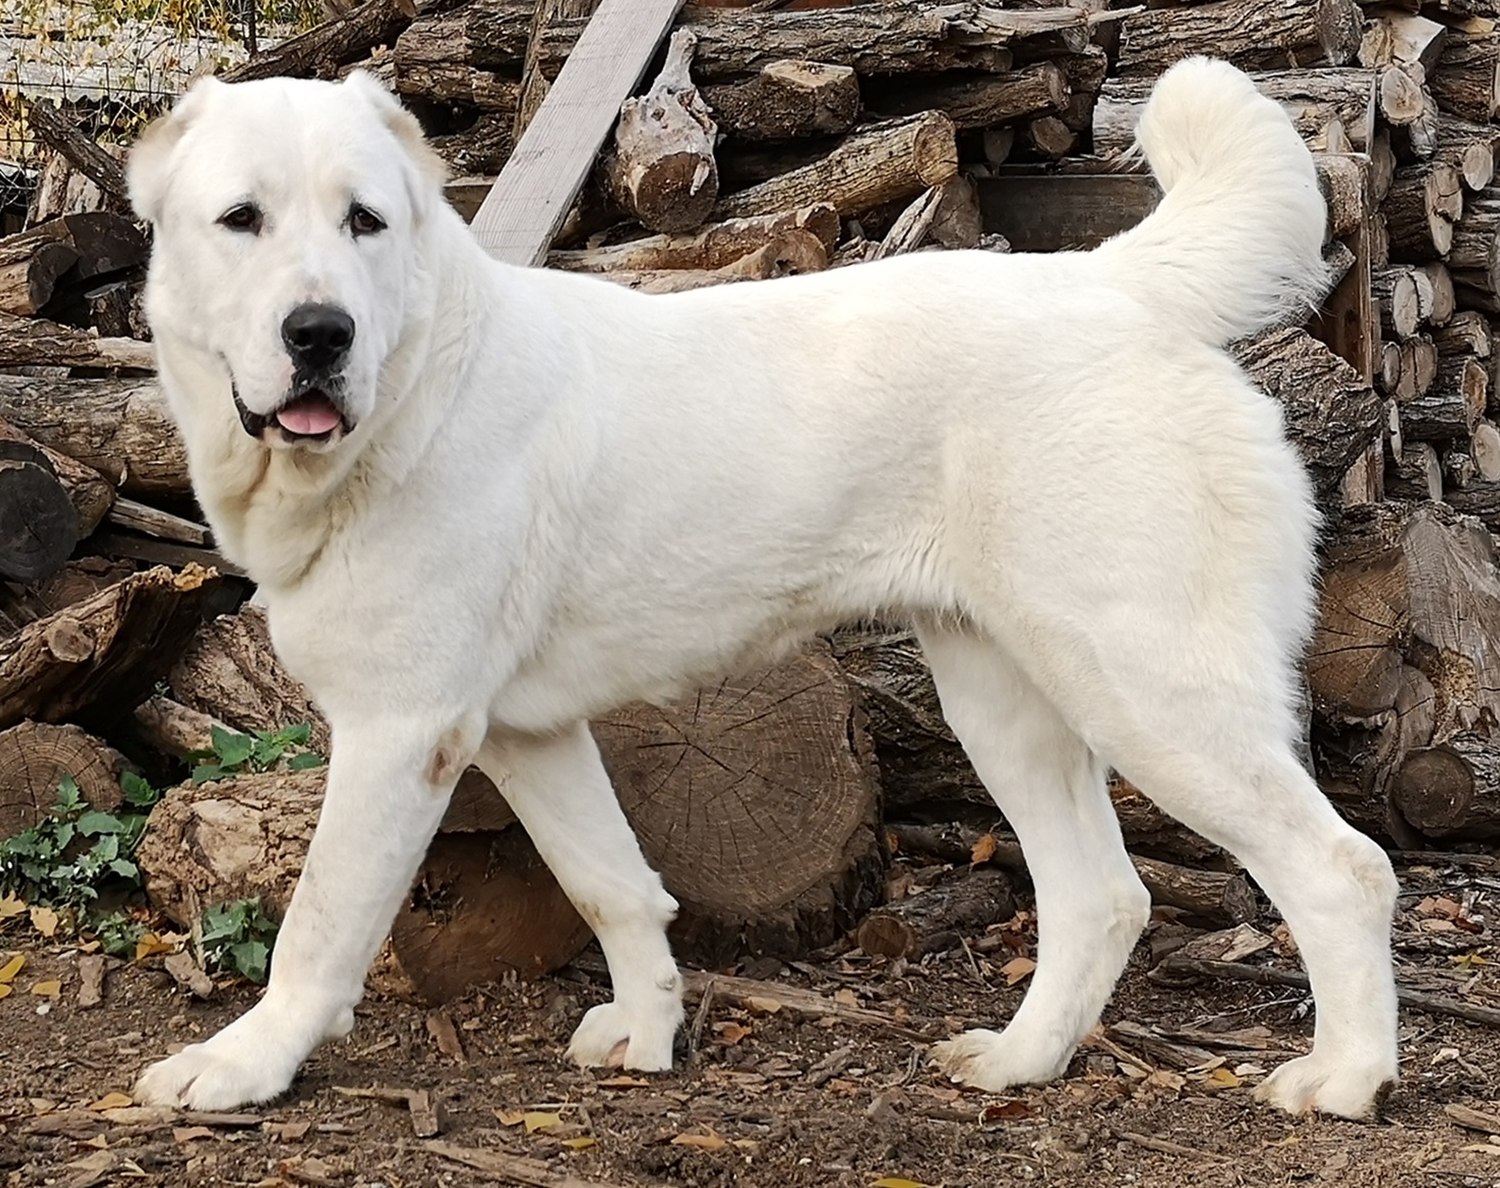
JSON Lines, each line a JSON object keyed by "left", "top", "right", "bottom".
{"left": 4, "top": 0, "right": 1500, "bottom": 1002}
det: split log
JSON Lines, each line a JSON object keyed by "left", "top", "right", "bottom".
{"left": 393, "top": 63, "right": 521, "bottom": 111}
{"left": 1385, "top": 160, "right": 1462, "bottom": 260}
{"left": 863, "top": 62, "right": 1068, "bottom": 130}
{"left": 1390, "top": 733, "right": 1500, "bottom": 840}
{"left": 225, "top": 0, "right": 418, "bottom": 82}
{"left": 22, "top": 100, "right": 129, "bottom": 208}
{"left": 1421, "top": 261, "right": 1456, "bottom": 326}
{"left": 713, "top": 113, "right": 957, "bottom": 221}
{"left": 0, "top": 375, "right": 187, "bottom": 499}
{"left": 1341, "top": 438, "right": 1386, "bottom": 507}
{"left": 1473, "top": 420, "right": 1500, "bottom": 479}
{"left": 1231, "top": 328, "right": 1385, "bottom": 504}
{"left": 0, "top": 557, "right": 134, "bottom": 639}
{"left": 1359, "top": 10, "right": 1447, "bottom": 74}
{"left": 1386, "top": 441, "right": 1443, "bottom": 500}
{"left": 0, "top": 313, "right": 154, "bottom": 371}
{"left": 1399, "top": 355, "right": 1486, "bottom": 441}
{"left": 1115, "top": 0, "right": 1363, "bottom": 76}
{"left": 0, "top": 229, "right": 74, "bottom": 316}
{"left": 1388, "top": 83, "right": 1440, "bottom": 166}
{"left": 1374, "top": 267, "right": 1422, "bottom": 339}
{"left": 0, "top": 721, "right": 126, "bottom": 842}
{"left": 855, "top": 869, "right": 1015, "bottom": 960}
{"left": 1055, "top": 47, "right": 1108, "bottom": 133}
{"left": 702, "top": 61, "right": 859, "bottom": 141}
{"left": 1432, "top": 27, "right": 1500, "bottom": 122}
{"left": 548, "top": 203, "right": 839, "bottom": 272}
{"left": 108, "top": 498, "right": 211, "bottom": 546}
{"left": 1022, "top": 115, "right": 1076, "bottom": 159}
{"left": 598, "top": 230, "right": 828, "bottom": 292}
{"left": 393, "top": 0, "right": 533, "bottom": 80}
{"left": 1094, "top": 68, "right": 1407, "bottom": 157}
{"left": 0, "top": 565, "right": 227, "bottom": 733}
{"left": 602, "top": 31, "right": 719, "bottom": 234}
{"left": 874, "top": 177, "right": 981, "bottom": 258}
{"left": 1309, "top": 502, "right": 1500, "bottom": 840}
{"left": 537, "top": 4, "right": 1098, "bottom": 80}
{"left": 593, "top": 644, "right": 883, "bottom": 966}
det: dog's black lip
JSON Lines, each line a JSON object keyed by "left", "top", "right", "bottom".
{"left": 231, "top": 382, "right": 354, "bottom": 441}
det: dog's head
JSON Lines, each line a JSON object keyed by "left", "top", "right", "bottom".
{"left": 128, "top": 72, "right": 447, "bottom": 452}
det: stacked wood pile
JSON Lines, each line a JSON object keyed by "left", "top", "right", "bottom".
{"left": 5, "top": 0, "right": 1500, "bottom": 1001}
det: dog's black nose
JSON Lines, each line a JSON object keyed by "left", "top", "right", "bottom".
{"left": 281, "top": 303, "right": 355, "bottom": 369}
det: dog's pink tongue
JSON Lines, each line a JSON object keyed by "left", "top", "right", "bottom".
{"left": 276, "top": 395, "right": 341, "bottom": 436}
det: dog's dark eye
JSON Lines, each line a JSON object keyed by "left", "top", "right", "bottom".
{"left": 349, "top": 204, "right": 386, "bottom": 237}
{"left": 218, "top": 204, "right": 262, "bottom": 234}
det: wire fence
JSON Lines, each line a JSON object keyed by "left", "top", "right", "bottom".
{"left": 0, "top": 0, "right": 321, "bottom": 219}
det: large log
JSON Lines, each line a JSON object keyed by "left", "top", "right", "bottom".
{"left": 0, "top": 565, "right": 227, "bottom": 733}
{"left": 0, "top": 212, "right": 148, "bottom": 317}
{"left": 0, "top": 416, "right": 113, "bottom": 581}
{"left": 0, "top": 375, "right": 187, "bottom": 499}
{"left": 1449, "top": 195, "right": 1500, "bottom": 310}
{"left": 863, "top": 62, "right": 1068, "bottom": 130}
{"left": 1373, "top": 267, "right": 1422, "bottom": 339}
{"left": 225, "top": 0, "right": 417, "bottom": 83}
{"left": 0, "top": 312, "right": 154, "bottom": 370}
{"left": 602, "top": 31, "right": 718, "bottom": 234}
{"left": 1385, "top": 160, "right": 1462, "bottom": 260}
{"left": 1115, "top": 0, "right": 1363, "bottom": 76}
{"left": 1390, "top": 732, "right": 1500, "bottom": 840}
{"left": 593, "top": 644, "right": 884, "bottom": 966}
{"left": 713, "top": 113, "right": 957, "bottom": 221}
{"left": 1433, "top": 116, "right": 1498, "bottom": 191}
{"left": 538, "top": 4, "right": 1099, "bottom": 79}
{"left": 0, "top": 721, "right": 127, "bottom": 843}
{"left": 547, "top": 203, "right": 840, "bottom": 273}
{"left": 1232, "top": 328, "right": 1385, "bottom": 505}
{"left": 702, "top": 60, "right": 860, "bottom": 141}
{"left": 23, "top": 100, "right": 129, "bottom": 208}
{"left": 1399, "top": 355, "right": 1486, "bottom": 441}
{"left": 393, "top": 63, "right": 521, "bottom": 111}
{"left": 1308, "top": 502, "right": 1500, "bottom": 841}
{"left": 1432, "top": 27, "right": 1500, "bottom": 122}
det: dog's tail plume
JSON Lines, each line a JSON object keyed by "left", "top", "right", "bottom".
{"left": 1095, "top": 57, "right": 1328, "bottom": 347}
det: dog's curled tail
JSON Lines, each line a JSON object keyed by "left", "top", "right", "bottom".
{"left": 1096, "top": 57, "right": 1328, "bottom": 347}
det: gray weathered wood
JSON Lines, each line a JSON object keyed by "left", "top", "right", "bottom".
{"left": 468, "top": 0, "right": 684, "bottom": 267}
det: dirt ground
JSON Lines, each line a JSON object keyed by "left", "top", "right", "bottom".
{"left": 5, "top": 853, "right": 1500, "bottom": 1188}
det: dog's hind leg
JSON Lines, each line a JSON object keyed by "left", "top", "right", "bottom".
{"left": 918, "top": 623, "right": 1151, "bottom": 1091}
{"left": 474, "top": 721, "right": 684, "bottom": 1070}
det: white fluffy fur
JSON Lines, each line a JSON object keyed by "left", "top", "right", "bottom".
{"left": 125, "top": 57, "right": 1398, "bottom": 1119}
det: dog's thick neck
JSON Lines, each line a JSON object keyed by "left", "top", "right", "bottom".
{"left": 156, "top": 212, "right": 483, "bottom": 591}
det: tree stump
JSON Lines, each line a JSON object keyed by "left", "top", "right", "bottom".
{"left": 593, "top": 643, "right": 883, "bottom": 967}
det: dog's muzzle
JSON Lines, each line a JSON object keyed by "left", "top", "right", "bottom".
{"left": 233, "top": 374, "right": 354, "bottom": 443}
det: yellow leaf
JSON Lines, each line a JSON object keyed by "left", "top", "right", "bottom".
{"left": 1001, "top": 957, "right": 1036, "bottom": 986}
{"left": 30, "top": 906, "right": 59, "bottom": 938}
{"left": 30, "top": 980, "right": 61, "bottom": 997}
{"left": 872, "top": 1178, "right": 931, "bottom": 1188}
{"left": 969, "top": 833, "right": 998, "bottom": 865}
{"left": 0, "top": 894, "right": 25, "bottom": 919}
{"left": 522, "top": 1111, "right": 563, "bottom": 1133}
{"left": 1205, "top": 1067, "right": 1242, "bottom": 1089}
{"left": 89, "top": 1093, "right": 133, "bottom": 1111}
{"left": 743, "top": 996, "right": 782, "bottom": 1014}
{"left": 0, "top": 954, "right": 24, "bottom": 983}
{"left": 672, "top": 1132, "right": 728, "bottom": 1151}
{"left": 714, "top": 1022, "right": 752, "bottom": 1046}
{"left": 562, "top": 1137, "right": 596, "bottom": 1150}
{"left": 135, "top": 933, "right": 177, "bottom": 961}
{"left": 834, "top": 988, "right": 859, "bottom": 1008}
{"left": 494, "top": 1109, "right": 525, "bottom": 1126}
{"left": 0, "top": 984, "right": 12, "bottom": 999}
{"left": 596, "top": 1075, "right": 649, "bottom": 1088}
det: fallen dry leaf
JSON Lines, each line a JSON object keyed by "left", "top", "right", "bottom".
{"left": 833, "top": 988, "right": 860, "bottom": 1008}
{"left": 265, "top": 1119, "right": 313, "bottom": 1142}
{"left": 743, "top": 995, "right": 783, "bottom": 1014}
{"left": 1204, "top": 1067, "right": 1242, "bottom": 1089}
{"left": 1000, "top": 957, "right": 1036, "bottom": 986}
{"left": 29, "top": 906, "right": 59, "bottom": 938}
{"left": 872, "top": 1178, "right": 931, "bottom": 1188}
{"left": 0, "top": 954, "right": 25, "bottom": 983}
{"left": 714, "top": 1021, "right": 752, "bottom": 1046}
{"left": 134, "top": 933, "right": 177, "bottom": 962}
{"left": 77, "top": 955, "right": 106, "bottom": 1009}
{"left": 672, "top": 1132, "right": 729, "bottom": 1151}
{"left": 980, "top": 1099, "right": 1032, "bottom": 1121}
{"left": 426, "top": 1009, "right": 466, "bottom": 1062}
{"left": 562, "top": 1137, "right": 597, "bottom": 1150}
{"left": 596, "top": 1075, "right": 649, "bottom": 1088}
{"left": 163, "top": 952, "right": 214, "bottom": 999}
{"left": 30, "top": 980, "right": 61, "bottom": 997}
{"left": 969, "top": 833, "right": 999, "bottom": 865}
{"left": 173, "top": 1126, "right": 214, "bottom": 1143}
{"left": 0, "top": 894, "right": 25, "bottom": 920}
{"left": 88, "top": 1093, "right": 133, "bottom": 1112}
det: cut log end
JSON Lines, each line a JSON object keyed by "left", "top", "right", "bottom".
{"left": 0, "top": 722, "right": 125, "bottom": 841}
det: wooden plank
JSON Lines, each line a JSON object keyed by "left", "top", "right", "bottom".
{"left": 469, "top": 0, "right": 685, "bottom": 266}
{"left": 977, "top": 173, "right": 1160, "bottom": 252}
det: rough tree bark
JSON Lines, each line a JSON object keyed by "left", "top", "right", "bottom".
{"left": 1116, "top": 0, "right": 1363, "bottom": 76}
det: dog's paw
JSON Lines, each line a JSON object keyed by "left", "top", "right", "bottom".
{"left": 567, "top": 1000, "right": 679, "bottom": 1072}
{"left": 135, "top": 1036, "right": 294, "bottom": 1110}
{"left": 928, "top": 1028, "right": 1071, "bottom": 1093}
{"left": 1253, "top": 1053, "right": 1396, "bottom": 1120}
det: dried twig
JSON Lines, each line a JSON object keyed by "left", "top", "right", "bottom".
{"left": 1160, "top": 956, "right": 1500, "bottom": 1028}
{"left": 22, "top": 99, "right": 129, "bottom": 205}
{"left": 1113, "top": 1128, "right": 1232, "bottom": 1163}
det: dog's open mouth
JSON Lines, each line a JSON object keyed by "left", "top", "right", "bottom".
{"left": 275, "top": 390, "right": 346, "bottom": 440}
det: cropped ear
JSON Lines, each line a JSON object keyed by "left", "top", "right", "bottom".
{"left": 343, "top": 70, "right": 449, "bottom": 206}
{"left": 127, "top": 76, "right": 225, "bottom": 224}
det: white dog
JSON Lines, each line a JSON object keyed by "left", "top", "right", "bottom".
{"left": 125, "top": 56, "right": 1399, "bottom": 1119}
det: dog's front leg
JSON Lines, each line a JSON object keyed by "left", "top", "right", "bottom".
{"left": 135, "top": 712, "right": 480, "bottom": 1109}
{"left": 475, "top": 722, "right": 684, "bottom": 1069}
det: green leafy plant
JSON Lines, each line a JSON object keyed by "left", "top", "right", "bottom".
{"left": 191, "top": 723, "right": 324, "bottom": 784}
{"left": 0, "top": 777, "right": 147, "bottom": 909}
{"left": 200, "top": 898, "right": 279, "bottom": 984}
